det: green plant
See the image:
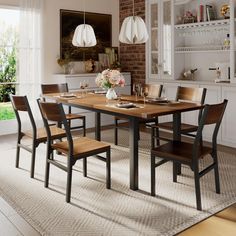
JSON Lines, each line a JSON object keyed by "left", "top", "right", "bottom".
{"left": 0, "top": 102, "right": 15, "bottom": 120}
{"left": 0, "top": 22, "right": 18, "bottom": 102}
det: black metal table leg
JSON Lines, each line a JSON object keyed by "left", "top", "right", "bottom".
{"left": 129, "top": 117, "right": 139, "bottom": 190}
{"left": 95, "top": 112, "right": 101, "bottom": 141}
{"left": 173, "top": 113, "right": 181, "bottom": 175}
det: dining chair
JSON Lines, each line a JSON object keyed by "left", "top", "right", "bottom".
{"left": 38, "top": 100, "right": 111, "bottom": 203}
{"left": 151, "top": 86, "right": 207, "bottom": 148}
{"left": 41, "top": 83, "right": 86, "bottom": 136}
{"left": 114, "top": 84, "right": 163, "bottom": 145}
{"left": 10, "top": 95, "right": 66, "bottom": 178}
{"left": 150, "top": 99, "right": 228, "bottom": 210}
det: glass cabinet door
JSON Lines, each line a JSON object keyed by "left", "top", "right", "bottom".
{"left": 162, "top": 0, "right": 172, "bottom": 77}
{"left": 150, "top": 1, "right": 158, "bottom": 76}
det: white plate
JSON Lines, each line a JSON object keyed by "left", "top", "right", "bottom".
{"left": 94, "top": 90, "right": 106, "bottom": 94}
{"left": 116, "top": 102, "right": 135, "bottom": 108}
{"left": 60, "top": 93, "right": 76, "bottom": 98}
{"left": 147, "top": 97, "right": 168, "bottom": 102}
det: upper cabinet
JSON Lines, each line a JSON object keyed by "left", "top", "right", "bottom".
{"left": 146, "top": 0, "right": 173, "bottom": 82}
{"left": 146, "top": 0, "right": 236, "bottom": 84}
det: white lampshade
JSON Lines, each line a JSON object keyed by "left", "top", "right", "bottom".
{"left": 119, "top": 16, "right": 149, "bottom": 44}
{"left": 72, "top": 24, "right": 97, "bottom": 47}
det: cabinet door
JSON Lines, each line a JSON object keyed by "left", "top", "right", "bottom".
{"left": 221, "top": 86, "right": 236, "bottom": 147}
{"left": 161, "top": 0, "right": 172, "bottom": 78}
{"left": 146, "top": 0, "right": 172, "bottom": 82}
{"left": 200, "top": 85, "right": 222, "bottom": 142}
{"left": 181, "top": 83, "right": 199, "bottom": 125}
{"left": 148, "top": 0, "right": 159, "bottom": 79}
{"left": 160, "top": 83, "right": 178, "bottom": 122}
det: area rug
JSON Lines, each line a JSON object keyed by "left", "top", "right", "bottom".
{"left": 0, "top": 129, "right": 236, "bottom": 236}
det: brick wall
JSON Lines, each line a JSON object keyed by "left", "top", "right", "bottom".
{"left": 119, "top": 0, "right": 146, "bottom": 86}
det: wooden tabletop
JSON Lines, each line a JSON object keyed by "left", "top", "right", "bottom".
{"left": 42, "top": 93, "right": 203, "bottom": 119}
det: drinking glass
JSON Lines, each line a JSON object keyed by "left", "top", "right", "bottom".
{"left": 143, "top": 86, "right": 149, "bottom": 107}
{"left": 132, "top": 84, "right": 138, "bottom": 101}
{"left": 84, "top": 80, "right": 89, "bottom": 96}
{"left": 80, "top": 81, "right": 85, "bottom": 97}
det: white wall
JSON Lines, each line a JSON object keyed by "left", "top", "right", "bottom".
{"left": 0, "top": 0, "right": 119, "bottom": 82}
{"left": 43, "top": 0, "right": 119, "bottom": 82}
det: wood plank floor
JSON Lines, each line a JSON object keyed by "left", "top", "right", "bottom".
{"left": 0, "top": 132, "right": 235, "bottom": 235}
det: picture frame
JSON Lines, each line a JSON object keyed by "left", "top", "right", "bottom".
{"left": 60, "top": 9, "right": 112, "bottom": 61}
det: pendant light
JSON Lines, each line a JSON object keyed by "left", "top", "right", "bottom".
{"left": 72, "top": 0, "right": 97, "bottom": 47}
{"left": 119, "top": 0, "right": 149, "bottom": 44}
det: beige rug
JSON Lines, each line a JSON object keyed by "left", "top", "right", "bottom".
{"left": 0, "top": 129, "right": 236, "bottom": 236}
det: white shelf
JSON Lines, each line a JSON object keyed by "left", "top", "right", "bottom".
{"left": 175, "top": 19, "right": 230, "bottom": 30}
{"left": 175, "top": 45, "right": 230, "bottom": 53}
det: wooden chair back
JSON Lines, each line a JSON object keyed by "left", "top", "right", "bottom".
{"left": 38, "top": 101, "right": 73, "bottom": 149}
{"left": 41, "top": 83, "right": 68, "bottom": 94}
{"left": 10, "top": 95, "right": 37, "bottom": 135}
{"left": 176, "top": 86, "right": 206, "bottom": 104}
{"left": 10, "top": 95, "right": 29, "bottom": 111}
{"left": 145, "top": 84, "right": 163, "bottom": 98}
{"left": 193, "top": 99, "right": 228, "bottom": 159}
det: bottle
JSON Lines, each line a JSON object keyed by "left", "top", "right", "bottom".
{"left": 224, "top": 34, "right": 230, "bottom": 50}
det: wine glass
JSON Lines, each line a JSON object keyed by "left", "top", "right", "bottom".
{"left": 132, "top": 84, "right": 139, "bottom": 101}
{"left": 143, "top": 86, "right": 149, "bottom": 107}
{"left": 84, "top": 80, "right": 89, "bottom": 96}
{"left": 80, "top": 81, "right": 85, "bottom": 97}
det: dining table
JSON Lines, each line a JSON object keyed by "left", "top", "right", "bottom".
{"left": 42, "top": 92, "right": 203, "bottom": 191}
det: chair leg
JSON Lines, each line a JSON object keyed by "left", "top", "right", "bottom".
{"left": 151, "top": 154, "right": 156, "bottom": 196}
{"left": 193, "top": 165, "right": 202, "bottom": 211}
{"left": 45, "top": 150, "right": 51, "bottom": 188}
{"left": 83, "top": 117, "right": 86, "bottom": 137}
{"left": 83, "top": 158, "right": 87, "bottom": 177}
{"left": 30, "top": 144, "right": 36, "bottom": 178}
{"left": 66, "top": 164, "right": 73, "bottom": 203}
{"left": 16, "top": 145, "right": 20, "bottom": 168}
{"left": 114, "top": 118, "right": 118, "bottom": 145}
{"left": 155, "top": 120, "right": 160, "bottom": 147}
{"left": 212, "top": 152, "right": 220, "bottom": 194}
{"left": 106, "top": 149, "right": 111, "bottom": 189}
{"left": 173, "top": 162, "right": 177, "bottom": 183}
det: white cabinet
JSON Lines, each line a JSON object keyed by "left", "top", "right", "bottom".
{"left": 146, "top": 0, "right": 236, "bottom": 83}
{"left": 199, "top": 84, "right": 222, "bottom": 142}
{"left": 221, "top": 86, "right": 236, "bottom": 147}
{"left": 146, "top": 0, "right": 173, "bottom": 81}
{"left": 50, "top": 73, "right": 131, "bottom": 129}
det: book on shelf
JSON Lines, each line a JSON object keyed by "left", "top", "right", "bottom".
{"left": 206, "top": 5, "right": 216, "bottom": 21}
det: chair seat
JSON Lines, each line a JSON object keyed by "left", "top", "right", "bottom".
{"left": 25, "top": 126, "right": 66, "bottom": 143}
{"left": 52, "top": 137, "right": 110, "bottom": 158}
{"left": 154, "top": 121, "right": 198, "bottom": 133}
{"left": 151, "top": 141, "right": 212, "bottom": 164}
{"left": 65, "top": 113, "right": 85, "bottom": 120}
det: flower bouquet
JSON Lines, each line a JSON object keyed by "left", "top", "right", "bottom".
{"left": 95, "top": 69, "right": 125, "bottom": 99}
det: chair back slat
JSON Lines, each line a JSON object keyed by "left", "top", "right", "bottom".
{"left": 41, "top": 83, "right": 68, "bottom": 94}
{"left": 146, "top": 84, "right": 163, "bottom": 98}
{"left": 10, "top": 95, "right": 28, "bottom": 111}
{"left": 204, "top": 100, "right": 228, "bottom": 125}
{"left": 176, "top": 87, "right": 206, "bottom": 104}
{"left": 193, "top": 99, "right": 228, "bottom": 159}
{"left": 39, "top": 102, "right": 64, "bottom": 122}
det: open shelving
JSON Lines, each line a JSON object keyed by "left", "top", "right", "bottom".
{"left": 175, "top": 19, "right": 230, "bottom": 30}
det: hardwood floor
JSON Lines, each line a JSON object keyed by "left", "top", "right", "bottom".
{"left": 0, "top": 131, "right": 235, "bottom": 235}
{"left": 178, "top": 203, "right": 236, "bottom": 236}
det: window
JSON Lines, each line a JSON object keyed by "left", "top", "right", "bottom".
{"left": 0, "top": 7, "right": 19, "bottom": 120}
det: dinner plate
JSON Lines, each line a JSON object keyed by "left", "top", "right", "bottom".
{"left": 60, "top": 93, "right": 76, "bottom": 98}
{"left": 94, "top": 90, "right": 107, "bottom": 94}
{"left": 116, "top": 102, "right": 136, "bottom": 108}
{"left": 147, "top": 97, "right": 168, "bottom": 102}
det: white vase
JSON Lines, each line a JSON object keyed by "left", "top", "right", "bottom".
{"left": 106, "top": 88, "right": 117, "bottom": 100}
